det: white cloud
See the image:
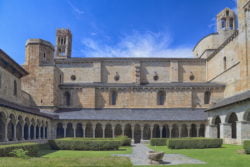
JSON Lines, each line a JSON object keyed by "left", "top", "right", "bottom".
{"left": 80, "top": 31, "right": 194, "bottom": 58}
{"left": 67, "top": 1, "right": 84, "bottom": 15}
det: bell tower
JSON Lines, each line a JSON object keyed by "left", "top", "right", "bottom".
{"left": 217, "top": 8, "right": 237, "bottom": 34}
{"left": 55, "top": 29, "right": 72, "bottom": 59}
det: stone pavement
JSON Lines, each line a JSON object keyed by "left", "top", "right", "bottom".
{"left": 113, "top": 144, "right": 206, "bottom": 166}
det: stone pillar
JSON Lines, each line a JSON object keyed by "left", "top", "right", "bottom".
{"left": 82, "top": 124, "right": 85, "bottom": 138}
{"left": 28, "top": 124, "right": 31, "bottom": 140}
{"left": 63, "top": 124, "right": 67, "bottom": 138}
{"left": 150, "top": 126, "right": 153, "bottom": 139}
{"left": 34, "top": 124, "right": 37, "bottom": 140}
{"left": 205, "top": 125, "right": 217, "bottom": 138}
{"left": 122, "top": 125, "right": 125, "bottom": 136}
{"left": 140, "top": 126, "right": 143, "bottom": 140}
{"left": 169, "top": 126, "right": 173, "bottom": 138}
{"left": 187, "top": 125, "right": 191, "bottom": 137}
{"left": 13, "top": 122, "right": 17, "bottom": 141}
{"left": 21, "top": 123, "right": 25, "bottom": 140}
{"left": 102, "top": 126, "right": 105, "bottom": 138}
{"left": 220, "top": 123, "right": 231, "bottom": 139}
{"left": 178, "top": 126, "right": 182, "bottom": 138}
{"left": 73, "top": 124, "right": 76, "bottom": 138}
{"left": 112, "top": 126, "right": 115, "bottom": 138}
{"left": 237, "top": 121, "right": 250, "bottom": 141}
{"left": 93, "top": 127, "right": 95, "bottom": 138}
{"left": 160, "top": 126, "right": 163, "bottom": 138}
{"left": 196, "top": 125, "right": 200, "bottom": 137}
{"left": 131, "top": 125, "right": 134, "bottom": 140}
{"left": 39, "top": 126, "right": 42, "bottom": 139}
{"left": 4, "top": 119, "right": 10, "bottom": 142}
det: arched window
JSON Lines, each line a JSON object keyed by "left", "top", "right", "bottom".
{"left": 157, "top": 91, "right": 166, "bottom": 105}
{"left": 204, "top": 91, "right": 211, "bottom": 104}
{"left": 228, "top": 113, "right": 238, "bottom": 139}
{"left": 64, "top": 91, "right": 71, "bottom": 106}
{"left": 110, "top": 91, "right": 117, "bottom": 105}
{"left": 13, "top": 80, "right": 17, "bottom": 96}
{"left": 229, "top": 18, "right": 234, "bottom": 30}
{"left": 223, "top": 57, "right": 227, "bottom": 70}
{"left": 221, "top": 18, "right": 226, "bottom": 29}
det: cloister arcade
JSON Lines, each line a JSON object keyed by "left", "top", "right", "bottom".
{"left": 55, "top": 121, "right": 206, "bottom": 143}
{"left": 0, "top": 109, "right": 50, "bottom": 143}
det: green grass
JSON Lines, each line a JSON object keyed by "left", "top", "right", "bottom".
{"left": 148, "top": 144, "right": 250, "bottom": 167}
{"left": 0, "top": 146, "right": 132, "bottom": 167}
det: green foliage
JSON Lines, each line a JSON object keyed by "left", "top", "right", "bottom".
{"left": 150, "top": 138, "right": 168, "bottom": 146}
{"left": 243, "top": 140, "right": 250, "bottom": 154}
{"left": 0, "top": 142, "right": 39, "bottom": 157}
{"left": 9, "top": 149, "right": 29, "bottom": 159}
{"left": 48, "top": 138, "right": 121, "bottom": 151}
{"left": 167, "top": 138, "right": 223, "bottom": 149}
{"left": 116, "top": 136, "right": 131, "bottom": 146}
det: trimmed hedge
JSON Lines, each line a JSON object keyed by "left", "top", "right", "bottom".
{"left": 116, "top": 136, "right": 131, "bottom": 146}
{"left": 168, "top": 138, "right": 223, "bottom": 149}
{"left": 243, "top": 140, "right": 250, "bottom": 154}
{"left": 48, "top": 138, "right": 121, "bottom": 150}
{"left": 150, "top": 138, "right": 168, "bottom": 146}
{"left": 0, "top": 142, "right": 40, "bottom": 157}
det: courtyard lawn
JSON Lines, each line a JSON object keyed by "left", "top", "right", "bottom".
{"left": 148, "top": 144, "right": 250, "bottom": 167}
{"left": 0, "top": 146, "right": 133, "bottom": 167}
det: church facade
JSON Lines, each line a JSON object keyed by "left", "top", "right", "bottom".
{"left": 0, "top": 0, "right": 249, "bottom": 144}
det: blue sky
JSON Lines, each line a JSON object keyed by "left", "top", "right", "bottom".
{"left": 0, "top": 0, "right": 237, "bottom": 64}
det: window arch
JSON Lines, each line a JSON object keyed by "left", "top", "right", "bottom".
{"left": 221, "top": 18, "right": 226, "bottom": 29}
{"left": 64, "top": 91, "right": 71, "bottom": 106}
{"left": 204, "top": 91, "right": 211, "bottom": 104}
{"left": 110, "top": 91, "right": 117, "bottom": 105}
{"left": 157, "top": 91, "right": 166, "bottom": 105}
{"left": 13, "top": 80, "right": 17, "bottom": 96}
{"left": 228, "top": 113, "right": 238, "bottom": 139}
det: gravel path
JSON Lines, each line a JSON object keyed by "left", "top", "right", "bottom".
{"left": 113, "top": 144, "right": 206, "bottom": 166}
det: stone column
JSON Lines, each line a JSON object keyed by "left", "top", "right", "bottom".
{"left": 82, "top": 124, "right": 85, "bottom": 138}
{"left": 102, "top": 126, "right": 105, "bottom": 138}
{"left": 122, "top": 125, "right": 125, "bottom": 136}
{"left": 169, "top": 126, "right": 173, "bottom": 138}
{"left": 196, "top": 125, "right": 200, "bottom": 137}
{"left": 205, "top": 125, "right": 217, "bottom": 138}
{"left": 34, "top": 124, "right": 37, "bottom": 140}
{"left": 63, "top": 124, "right": 67, "bottom": 138}
{"left": 93, "top": 127, "right": 95, "bottom": 138}
{"left": 13, "top": 122, "right": 17, "bottom": 141}
{"left": 73, "top": 123, "right": 76, "bottom": 138}
{"left": 140, "top": 126, "right": 143, "bottom": 140}
{"left": 160, "top": 126, "right": 163, "bottom": 138}
{"left": 237, "top": 121, "right": 250, "bottom": 142}
{"left": 28, "top": 124, "right": 31, "bottom": 140}
{"left": 4, "top": 119, "right": 10, "bottom": 142}
{"left": 187, "top": 125, "right": 191, "bottom": 137}
{"left": 131, "top": 125, "right": 134, "bottom": 140}
{"left": 178, "top": 126, "right": 182, "bottom": 138}
{"left": 150, "top": 125, "right": 153, "bottom": 139}
{"left": 39, "top": 126, "right": 42, "bottom": 139}
{"left": 21, "top": 123, "right": 25, "bottom": 140}
{"left": 112, "top": 126, "right": 115, "bottom": 138}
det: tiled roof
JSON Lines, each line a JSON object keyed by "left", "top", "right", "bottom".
{"left": 0, "top": 98, "right": 58, "bottom": 119}
{"left": 206, "top": 90, "right": 250, "bottom": 111}
{"left": 55, "top": 108, "right": 207, "bottom": 121}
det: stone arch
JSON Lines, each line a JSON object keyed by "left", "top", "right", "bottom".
{"left": 95, "top": 123, "right": 103, "bottom": 138}
{"left": 7, "top": 114, "right": 16, "bottom": 141}
{"left": 85, "top": 122, "right": 93, "bottom": 138}
{"left": 66, "top": 123, "right": 74, "bottom": 137}
{"left": 157, "top": 91, "right": 166, "bottom": 105}
{"left": 162, "top": 124, "right": 169, "bottom": 138}
{"left": 181, "top": 124, "right": 188, "bottom": 137}
{"left": 171, "top": 124, "right": 179, "bottom": 138}
{"left": 227, "top": 113, "right": 238, "bottom": 139}
{"left": 114, "top": 124, "right": 122, "bottom": 137}
{"left": 124, "top": 124, "right": 132, "bottom": 138}
{"left": 56, "top": 123, "right": 64, "bottom": 138}
{"left": 76, "top": 123, "right": 83, "bottom": 137}
{"left": 143, "top": 124, "right": 151, "bottom": 140}
{"left": 199, "top": 124, "right": 205, "bottom": 137}
{"left": 152, "top": 124, "right": 160, "bottom": 138}
{"left": 105, "top": 124, "right": 113, "bottom": 138}
{"left": 190, "top": 124, "right": 197, "bottom": 137}
{"left": 134, "top": 124, "right": 141, "bottom": 143}
{"left": 243, "top": 110, "right": 250, "bottom": 121}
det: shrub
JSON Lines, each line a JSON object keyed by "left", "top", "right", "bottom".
{"left": 168, "top": 138, "right": 223, "bottom": 149}
{"left": 150, "top": 138, "right": 168, "bottom": 146}
{"left": 48, "top": 138, "right": 121, "bottom": 151}
{"left": 116, "top": 136, "right": 131, "bottom": 146}
{"left": 9, "top": 149, "right": 29, "bottom": 159}
{"left": 0, "top": 143, "right": 39, "bottom": 157}
{"left": 243, "top": 140, "right": 250, "bottom": 154}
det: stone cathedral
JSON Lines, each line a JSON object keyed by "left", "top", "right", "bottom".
{"left": 0, "top": 0, "right": 249, "bottom": 145}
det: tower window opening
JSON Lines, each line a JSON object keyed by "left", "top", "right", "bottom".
{"left": 110, "top": 91, "right": 117, "bottom": 105}
{"left": 221, "top": 18, "right": 226, "bottom": 29}
{"left": 204, "top": 91, "right": 211, "bottom": 104}
{"left": 157, "top": 91, "right": 166, "bottom": 106}
{"left": 229, "top": 18, "right": 234, "bottom": 30}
